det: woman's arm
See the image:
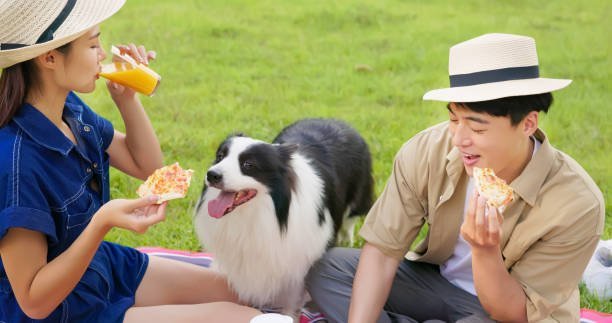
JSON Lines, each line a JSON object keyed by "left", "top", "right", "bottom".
{"left": 106, "top": 100, "right": 163, "bottom": 180}
{"left": 0, "top": 197, "right": 165, "bottom": 319}
{"left": 0, "top": 225, "right": 105, "bottom": 319}
{"left": 348, "top": 242, "right": 400, "bottom": 323}
{"left": 106, "top": 44, "right": 163, "bottom": 180}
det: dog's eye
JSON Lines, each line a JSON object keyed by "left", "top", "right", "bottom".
{"left": 215, "top": 152, "right": 224, "bottom": 162}
{"left": 242, "top": 160, "right": 254, "bottom": 170}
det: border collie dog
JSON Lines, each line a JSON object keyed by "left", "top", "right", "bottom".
{"left": 194, "top": 118, "right": 373, "bottom": 314}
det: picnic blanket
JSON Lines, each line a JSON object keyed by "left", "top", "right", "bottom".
{"left": 138, "top": 247, "right": 611, "bottom": 323}
{"left": 580, "top": 309, "right": 612, "bottom": 323}
{"left": 137, "top": 247, "right": 327, "bottom": 323}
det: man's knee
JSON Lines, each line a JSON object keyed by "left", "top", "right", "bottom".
{"left": 306, "top": 247, "right": 359, "bottom": 289}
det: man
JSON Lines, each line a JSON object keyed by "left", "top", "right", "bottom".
{"left": 306, "top": 33, "right": 604, "bottom": 322}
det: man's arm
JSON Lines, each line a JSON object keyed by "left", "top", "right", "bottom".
{"left": 472, "top": 245, "right": 527, "bottom": 321}
{"left": 461, "top": 192, "right": 527, "bottom": 322}
{"left": 348, "top": 242, "right": 401, "bottom": 323}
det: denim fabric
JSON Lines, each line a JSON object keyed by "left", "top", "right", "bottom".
{"left": 0, "top": 93, "right": 148, "bottom": 322}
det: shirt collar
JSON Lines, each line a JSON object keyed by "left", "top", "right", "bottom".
{"left": 445, "top": 145, "right": 465, "bottom": 183}
{"left": 13, "top": 102, "right": 75, "bottom": 156}
{"left": 509, "top": 129, "right": 554, "bottom": 206}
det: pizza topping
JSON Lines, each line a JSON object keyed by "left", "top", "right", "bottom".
{"left": 472, "top": 167, "right": 514, "bottom": 213}
{"left": 137, "top": 162, "right": 194, "bottom": 203}
{"left": 208, "top": 189, "right": 257, "bottom": 218}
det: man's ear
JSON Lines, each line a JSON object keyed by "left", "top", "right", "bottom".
{"left": 522, "top": 111, "right": 539, "bottom": 136}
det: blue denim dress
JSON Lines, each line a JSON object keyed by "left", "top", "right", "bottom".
{"left": 0, "top": 93, "right": 149, "bottom": 322}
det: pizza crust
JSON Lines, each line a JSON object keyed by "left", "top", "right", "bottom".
{"left": 472, "top": 167, "right": 514, "bottom": 213}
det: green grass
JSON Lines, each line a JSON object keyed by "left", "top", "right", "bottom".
{"left": 81, "top": 0, "right": 610, "bottom": 313}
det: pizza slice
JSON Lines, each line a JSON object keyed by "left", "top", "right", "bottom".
{"left": 137, "top": 162, "right": 195, "bottom": 203}
{"left": 472, "top": 167, "right": 514, "bottom": 213}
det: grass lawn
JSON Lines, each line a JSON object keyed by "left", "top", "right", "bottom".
{"left": 81, "top": 0, "right": 610, "bottom": 313}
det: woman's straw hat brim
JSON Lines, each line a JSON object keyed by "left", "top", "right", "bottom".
{"left": 0, "top": 0, "right": 126, "bottom": 69}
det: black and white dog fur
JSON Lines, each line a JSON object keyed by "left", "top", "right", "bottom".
{"left": 194, "top": 118, "right": 373, "bottom": 315}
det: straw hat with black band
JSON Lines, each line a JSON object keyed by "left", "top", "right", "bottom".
{"left": 0, "top": 0, "right": 126, "bottom": 69}
{"left": 423, "top": 33, "right": 572, "bottom": 102}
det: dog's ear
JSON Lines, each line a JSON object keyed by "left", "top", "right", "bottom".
{"left": 278, "top": 143, "right": 298, "bottom": 161}
{"left": 227, "top": 132, "right": 244, "bottom": 139}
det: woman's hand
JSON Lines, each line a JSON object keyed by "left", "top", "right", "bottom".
{"left": 93, "top": 196, "right": 167, "bottom": 234}
{"left": 461, "top": 188, "right": 503, "bottom": 252}
{"left": 106, "top": 43, "right": 157, "bottom": 102}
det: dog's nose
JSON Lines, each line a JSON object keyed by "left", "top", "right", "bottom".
{"left": 207, "top": 170, "right": 223, "bottom": 185}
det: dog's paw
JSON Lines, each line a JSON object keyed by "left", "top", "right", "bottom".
{"left": 249, "top": 313, "right": 294, "bottom": 323}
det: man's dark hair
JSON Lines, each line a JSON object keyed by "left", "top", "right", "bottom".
{"left": 454, "top": 92, "right": 553, "bottom": 126}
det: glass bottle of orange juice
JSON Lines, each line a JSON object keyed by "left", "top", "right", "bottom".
{"left": 99, "top": 46, "right": 161, "bottom": 96}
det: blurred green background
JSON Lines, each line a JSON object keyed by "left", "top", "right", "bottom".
{"left": 81, "top": 0, "right": 610, "bottom": 312}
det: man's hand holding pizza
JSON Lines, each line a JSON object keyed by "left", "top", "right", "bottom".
{"left": 461, "top": 167, "right": 513, "bottom": 251}
{"left": 461, "top": 167, "right": 527, "bottom": 321}
{"left": 461, "top": 189, "right": 504, "bottom": 251}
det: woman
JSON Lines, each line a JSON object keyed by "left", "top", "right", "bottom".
{"left": 0, "top": 1, "right": 261, "bottom": 321}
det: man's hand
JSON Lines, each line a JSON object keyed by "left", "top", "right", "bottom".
{"left": 461, "top": 188, "right": 527, "bottom": 321}
{"left": 461, "top": 188, "right": 503, "bottom": 251}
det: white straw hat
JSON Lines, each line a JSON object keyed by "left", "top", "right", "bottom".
{"left": 423, "top": 33, "right": 572, "bottom": 102}
{"left": 0, "top": 0, "right": 126, "bottom": 69}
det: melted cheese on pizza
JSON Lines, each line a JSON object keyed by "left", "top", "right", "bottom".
{"left": 473, "top": 167, "right": 514, "bottom": 213}
{"left": 137, "top": 162, "right": 194, "bottom": 203}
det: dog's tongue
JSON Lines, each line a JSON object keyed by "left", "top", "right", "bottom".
{"left": 208, "top": 191, "right": 235, "bottom": 218}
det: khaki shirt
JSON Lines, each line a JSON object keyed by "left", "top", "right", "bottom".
{"left": 360, "top": 122, "right": 605, "bottom": 322}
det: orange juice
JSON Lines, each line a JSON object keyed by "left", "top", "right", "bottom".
{"left": 99, "top": 46, "right": 161, "bottom": 96}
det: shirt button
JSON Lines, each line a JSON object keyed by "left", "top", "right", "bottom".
{"left": 86, "top": 168, "right": 92, "bottom": 173}
{"left": 83, "top": 126, "right": 91, "bottom": 132}
{"left": 93, "top": 162, "right": 98, "bottom": 168}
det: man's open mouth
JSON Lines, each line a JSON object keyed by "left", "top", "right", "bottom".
{"left": 208, "top": 189, "right": 257, "bottom": 218}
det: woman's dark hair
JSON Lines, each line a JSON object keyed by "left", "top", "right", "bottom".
{"left": 455, "top": 92, "right": 554, "bottom": 126}
{"left": 0, "top": 42, "right": 71, "bottom": 127}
